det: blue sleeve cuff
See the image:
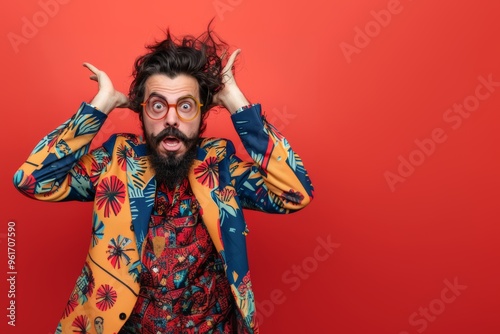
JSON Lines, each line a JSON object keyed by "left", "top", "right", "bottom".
{"left": 82, "top": 102, "right": 107, "bottom": 117}
{"left": 231, "top": 103, "right": 271, "bottom": 154}
{"left": 233, "top": 103, "right": 258, "bottom": 114}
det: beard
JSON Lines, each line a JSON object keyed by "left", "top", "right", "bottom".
{"left": 145, "top": 126, "right": 199, "bottom": 190}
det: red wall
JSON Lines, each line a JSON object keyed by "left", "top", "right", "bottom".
{"left": 1, "top": 0, "right": 499, "bottom": 333}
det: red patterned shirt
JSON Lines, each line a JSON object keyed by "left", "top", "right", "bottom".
{"left": 121, "top": 178, "right": 236, "bottom": 333}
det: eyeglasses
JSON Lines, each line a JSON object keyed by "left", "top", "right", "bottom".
{"left": 141, "top": 94, "right": 203, "bottom": 122}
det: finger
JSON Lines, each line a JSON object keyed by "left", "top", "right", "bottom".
{"left": 220, "top": 49, "right": 228, "bottom": 61}
{"left": 89, "top": 75, "right": 98, "bottom": 82}
{"left": 83, "top": 62, "right": 99, "bottom": 74}
{"left": 223, "top": 49, "right": 241, "bottom": 72}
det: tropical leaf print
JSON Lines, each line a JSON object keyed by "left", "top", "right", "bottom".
{"left": 116, "top": 143, "right": 132, "bottom": 171}
{"left": 128, "top": 260, "right": 142, "bottom": 283}
{"left": 281, "top": 189, "right": 305, "bottom": 205}
{"left": 220, "top": 202, "right": 237, "bottom": 222}
{"left": 107, "top": 236, "right": 134, "bottom": 269}
{"left": 91, "top": 147, "right": 111, "bottom": 164}
{"left": 13, "top": 171, "right": 36, "bottom": 196}
{"left": 95, "top": 175, "right": 125, "bottom": 217}
{"left": 62, "top": 292, "right": 78, "bottom": 319}
{"left": 210, "top": 138, "right": 227, "bottom": 158}
{"left": 129, "top": 178, "right": 156, "bottom": 220}
{"left": 71, "top": 315, "right": 91, "bottom": 333}
{"left": 218, "top": 187, "right": 236, "bottom": 202}
{"left": 69, "top": 164, "right": 92, "bottom": 199}
{"left": 250, "top": 150, "right": 264, "bottom": 166}
{"left": 55, "top": 139, "right": 72, "bottom": 156}
{"left": 126, "top": 155, "right": 148, "bottom": 190}
{"left": 91, "top": 214, "right": 104, "bottom": 247}
{"left": 89, "top": 148, "right": 111, "bottom": 185}
{"left": 95, "top": 284, "right": 117, "bottom": 311}
{"left": 194, "top": 157, "right": 218, "bottom": 188}
{"left": 74, "top": 263, "right": 94, "bottom": 304}
{"left": 267, "top": 192, "right": 286, "bottom": 211}
{"left": 74, "top": 114, "right": 101, "bottom": 137}
{"left": 216, "top": 188, "right": 238, "bottom": 222}
{"left": 31, "top": 120, "right": 68, "bottom": 154}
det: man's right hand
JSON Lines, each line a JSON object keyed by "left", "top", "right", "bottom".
{"left": 83, "top": 62, "right": 129, "bottom": 115}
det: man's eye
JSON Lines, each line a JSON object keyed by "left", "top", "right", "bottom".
{"left": 152, "top": 101, "right": 165, "bottom": 111}
{"left": 178, "top": 99, "right": 195, "bottom": 112}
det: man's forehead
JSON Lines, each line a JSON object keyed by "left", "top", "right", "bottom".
{"left": 145, "top": 73, "right": 199, "bottom": 95}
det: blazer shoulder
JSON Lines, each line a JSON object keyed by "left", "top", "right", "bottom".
{"left": 200, "top": 137, "right": 237, "bottom": 150}
{"left": 102, "top": 133, "right": 145, "bottom": 153}
{"left": 198, "top": 137, "right": 236, "bottom": 158}
{"left": 115, "top": 133, "right": 144, "bottom": 145}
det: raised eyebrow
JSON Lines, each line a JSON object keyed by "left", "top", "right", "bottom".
{"left": 147, "top": 92, "right": 196, "bottom": 102}
{"left": 147, "top": 92, "right": 168, "bottom": 101}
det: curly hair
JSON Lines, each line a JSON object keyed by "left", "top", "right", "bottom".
{"left": 129, "top": 24, "right": 229, "bottom": 134}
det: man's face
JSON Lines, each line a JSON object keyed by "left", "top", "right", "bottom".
{"left": 142, "top": 73, "right": 202, "bottom": 188}
{"left": 142, "top": 73, "right": 202, "bottom": 159}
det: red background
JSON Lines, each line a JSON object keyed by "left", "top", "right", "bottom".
{"left": 1, "top": 0, "right": 499, "bottom": 333}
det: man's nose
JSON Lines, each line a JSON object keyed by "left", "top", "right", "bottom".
{"left": 163, "top": 104, "right": 179, "bottom": 127}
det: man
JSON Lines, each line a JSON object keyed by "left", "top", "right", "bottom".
{"left": 13, "top": 27, "right": 314, "bottom": 333}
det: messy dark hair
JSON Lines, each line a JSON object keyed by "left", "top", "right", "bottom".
{"left": 129, "top": 23, "right": 228, "bottom": 134}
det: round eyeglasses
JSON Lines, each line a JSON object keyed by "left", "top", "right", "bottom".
{"left": 141, "top": 94, "right": 203, "bottom": 122}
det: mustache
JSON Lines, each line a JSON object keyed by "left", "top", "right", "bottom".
{"left": 152, "top": 127, "right": 190, "bottom": 147}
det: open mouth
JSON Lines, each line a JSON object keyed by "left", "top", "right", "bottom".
{"left": 161, "top": 136, "right": 182, "bottom": 152}
{"left": 163, "top": 136, "right": 180, "bottom": 146}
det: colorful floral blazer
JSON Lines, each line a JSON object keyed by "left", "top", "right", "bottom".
{"left": 13, "top": 102, "right": 314, "bottom": 334}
